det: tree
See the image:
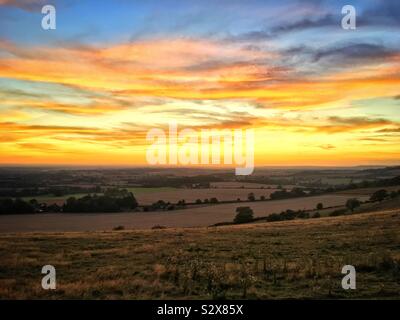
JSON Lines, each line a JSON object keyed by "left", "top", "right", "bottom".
{"left": 14, "top": 198, "right": 35, "bottom": 213}
{"left": 260, "top": 195, "right": 266, "bottom": 201}
{"left": 247, "top": 192, "right": 256, "bottom": 201}
{"left": 370, "top": 189, "right": 388, "bottom": 202}
{"left": 62, "top": 189, "right": 138, "bottom": 213}
{"left": 346, "top": 198, "right": 360, "bottom": 213}
{"left": 270, "top": 189, "right": 290, "bottom": 200}
{"left": 316, "top": 203, "right": 323, "bottom": 210}
{"left": 151, "top": 200, "right": 167, "bottom": 211}
{"left": 0, "top": 198, "right": 34, "bottom": 214}
{"left": 195, "top": 199, "right": 202, "bottom": 204}
{"left": 290, "top": 188, "right": 306, "bottom": 197}
{"left": 210, "top": 197, "right": 219, "bottom": 203}
{"left": 234, "top": 207, "right": 254, "bottom": 224}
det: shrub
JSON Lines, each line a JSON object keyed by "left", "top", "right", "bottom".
{"left": 280, "top": 209, "right": 297, "bottom": 220}
{"left": 210, "top": 197, "right": 219, "bottom": 203}
{"left": 152, "top": 225, "right": 166, "bottom": 230}
{"left": 270, "top": 190, "right": 289, "bottom": 200}
{"left": 290, "top": 188, "right": 306, "bottom": 197}
{"left": 266, "top": 213, "right": 281, "bottom": 222}
{"left": 269, "top": 188, "right": 306, "bottom": 200}
{"left": 312, "top": 212, "right": 321, "bottom": 218}
{"left": 298, "top": 211, "right": 309, "bottom": 219}
{"left": 234, "top": 207, "right": 254, "bottom": 224}
{"left": 329, "top": 208, "right": 347, "bottom": 217}
{"left": 247, "top": 193, "right": 256, "bottom": 201}
{"left": 346, "top": 198, "right": 361, "bottom": 212}
{"left": 113, "top": 225, "right": 125, "bottom": 231}
{"left": 316, "top": 203, "right": 323, "bottom": 210}
{"left": 151, "top": 200, "right": 167, "bottom": 211}
{"left": 370, "top": 189, "right": 388, "bottom": 202}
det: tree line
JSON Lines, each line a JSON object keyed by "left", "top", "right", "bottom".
{"left": 0, "top": 188, "right": 137, "bottom": 214}
{"left": 231, "top": 188, "right": 400, "bottom": 225}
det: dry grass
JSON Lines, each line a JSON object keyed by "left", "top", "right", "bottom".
{"left": 0, "top": 209, "right": 399, "bottom": 299}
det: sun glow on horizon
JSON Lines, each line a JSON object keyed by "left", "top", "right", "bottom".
{"left": 0, "top": 0, "right": 400, "bottom": 167}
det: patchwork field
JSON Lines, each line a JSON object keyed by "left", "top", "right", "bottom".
{"left": 134, "top": 187, "right": 282, "bottom": 205}
{"left": 21, "top": 187, "right": 284, "bottom": 206}
{"left": 22, "top": 184, "right": 389, "bottom": 208}
{"left": 0, "top": 209, "right": 399, "bottom": 299}
{"left": 210, "top": 182, "right": 289, "bottom": 189}
{"left": 0, "top": 194, "right": 369, "bottom": 233}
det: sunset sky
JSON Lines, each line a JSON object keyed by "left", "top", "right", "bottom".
{"left": 0, "top": 0, "right": 399, "bottom": 166}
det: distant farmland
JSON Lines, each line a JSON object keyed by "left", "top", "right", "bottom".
{"left": 0, "top": 194, "right": 368, "bottom": 233}
{"left": 22, "top": 186, "right": 283, "bottom": 206}
{"left": 134, "top": 187, "right": 281, "bottom": 205}
{"left": 210, "top": 182, "right": 290, "bottom": 188}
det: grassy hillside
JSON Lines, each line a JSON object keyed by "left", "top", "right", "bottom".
{"left": 0, "top": 209, "right": 399, "bottom": 299}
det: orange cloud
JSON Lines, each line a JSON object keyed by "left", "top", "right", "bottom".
{"left": 0, "top": 0, "right": 47, "bottom": 11}
{"left": 1, "top": 39, "right": 400, "bottom": 166}
{"left": 1, "top": 39, "right": 399, "bottom": 111}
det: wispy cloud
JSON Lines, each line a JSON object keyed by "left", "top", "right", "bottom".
{"left": 0, "top": 0, "right": 48, "bottom": 11}
{"left": 1, "top": 0, "right": 400, "bottom": 165}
